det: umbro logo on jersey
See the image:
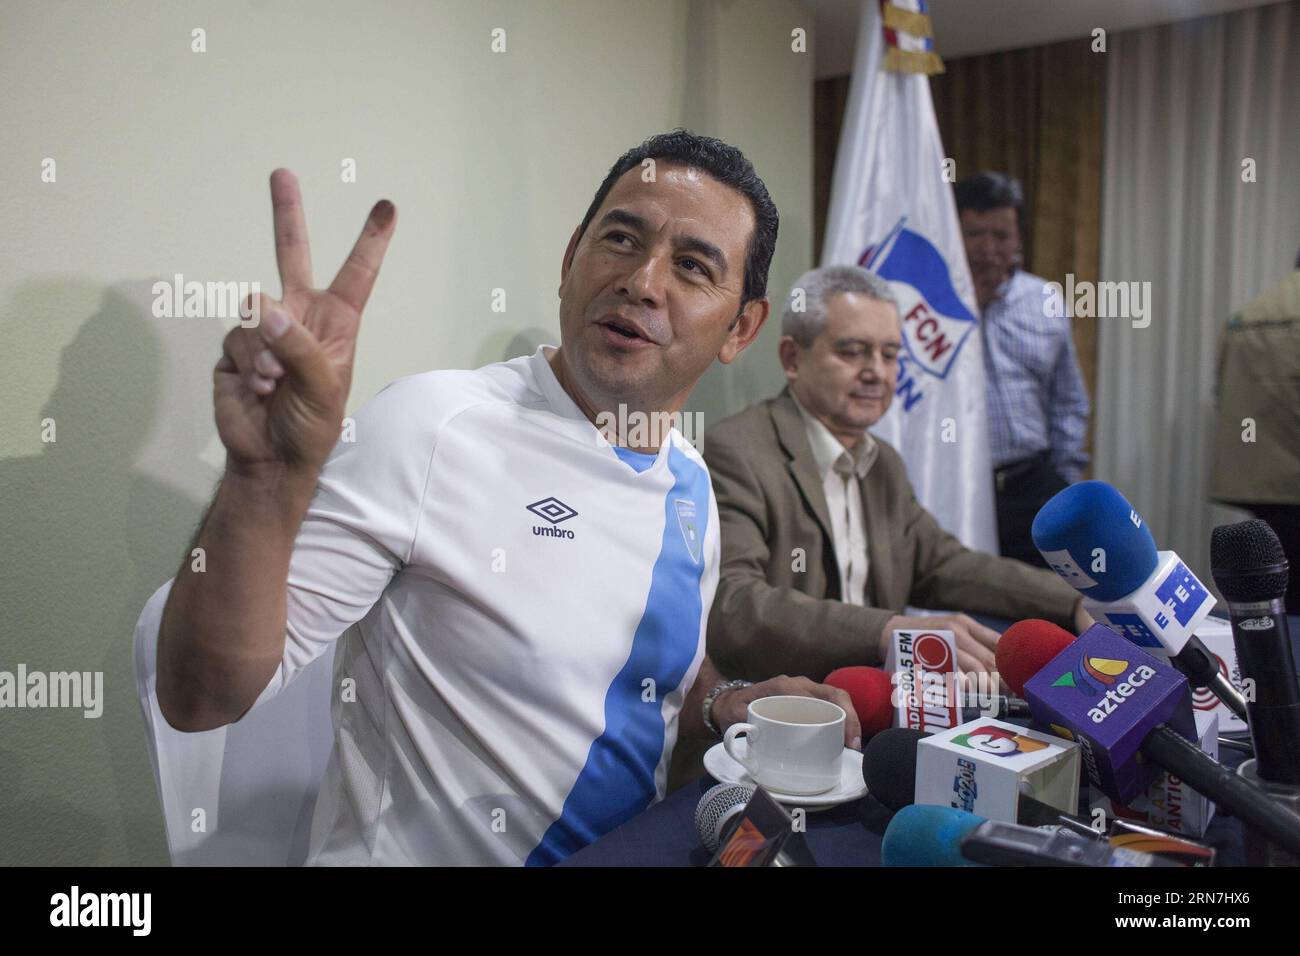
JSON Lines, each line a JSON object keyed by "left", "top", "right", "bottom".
{"left": 528, "top": 496, "right": 577, "bottom": 539}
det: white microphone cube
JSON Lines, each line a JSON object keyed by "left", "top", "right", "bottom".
{"left": 915, "top": 717, "right": 1081, "bottom": 824}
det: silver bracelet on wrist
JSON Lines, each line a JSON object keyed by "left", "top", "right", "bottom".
{"left": 702, "top": 679, "right": 752, "bottom": 738}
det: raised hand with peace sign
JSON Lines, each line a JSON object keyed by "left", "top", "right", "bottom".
{"left": 158, "top": 170, "right": 397, "bottom": 733}
{"left": 215, "top": 168, "right": 396, "bottom": 479}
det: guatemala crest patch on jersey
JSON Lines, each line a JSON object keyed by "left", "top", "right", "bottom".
{"left": 675, "top": 498, "right": 702, "bottom": 564}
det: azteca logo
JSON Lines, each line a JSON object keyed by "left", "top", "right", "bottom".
{"left": 1052, "top": 655, "right": 1157, "bottom": 724}
{"left": 951, "top": 725, "right": 1048, "bottom": 758}
{"left": 861, "top": 216, "right": 978, "bottom": 382}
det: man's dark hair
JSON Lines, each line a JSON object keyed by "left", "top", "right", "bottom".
{"left": 954, "top": 171, "right": 1026, "bottom": 240}
{"left": 575, "top": 129, "right": 779, "bottom": 313}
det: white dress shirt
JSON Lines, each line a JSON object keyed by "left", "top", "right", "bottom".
{"left": 790, "top": 393, "right": 874, "bottom": 606}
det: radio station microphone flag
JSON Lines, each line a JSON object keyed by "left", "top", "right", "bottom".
{"left": 820, "top": 0, "right": 996, "bottom": 551}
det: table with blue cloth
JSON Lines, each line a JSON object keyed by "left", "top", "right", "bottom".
{"left": 562, "top": 614, "right": 1300, "bottom": 867}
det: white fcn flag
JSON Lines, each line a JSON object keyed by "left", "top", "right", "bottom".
{"left": 821, "top": 0, "right": 997, "bottom": 552}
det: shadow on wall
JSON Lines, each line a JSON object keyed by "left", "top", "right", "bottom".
{"left": 475, "top": 326, "right": 556, "bottom": 367}
{"left": 0, "top": 278, "right": 224, "bottom": 865}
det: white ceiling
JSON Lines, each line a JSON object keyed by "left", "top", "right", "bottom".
{"left": 800, "top": 0, "right": 1288, "bottom": 77}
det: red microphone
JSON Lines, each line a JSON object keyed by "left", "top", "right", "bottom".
{"left": 995, "top": 619, "right": 1076, "bottom": 697}
{"left": 824, "top": 666, "right": 895, "bottom": 741}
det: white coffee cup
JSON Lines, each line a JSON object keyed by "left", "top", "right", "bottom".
{"left": 722, "top": 695, "right": 846, "bottom": 795}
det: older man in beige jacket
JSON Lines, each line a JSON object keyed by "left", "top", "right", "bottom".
{"left": 704, "top": 265, "right": 1088, "bottom": 684}
{"left": 667, "top": 265, "right": 1088, "bottom": 790}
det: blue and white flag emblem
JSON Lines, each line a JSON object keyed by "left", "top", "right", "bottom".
{"left": 675, "top": 499, "right": 702, "bottom": 565}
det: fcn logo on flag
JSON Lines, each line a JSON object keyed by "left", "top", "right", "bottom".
{"left": 862, "top": 216, "right": 977, "bottom": 381}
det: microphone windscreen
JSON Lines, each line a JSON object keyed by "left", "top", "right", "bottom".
{"left": 694, "top": 782, "right": 756, "bottom": 852}
{"left": 881, "top": 805, "right": 987, "bottom": 867}
{"left": 824, "top": 666, "right": 895, "bottom": 738}
{"left": 996, "top": 619, "right": 1076, "bottom": 697}
{"left": 1211, "top": 519, "right": 1289, "bottom": 603}
{"left": 862, "top": 727, "right": 930, "bottom": 810}
{"left": 1031, "top": 481, "right": 1158, "bottom": 601}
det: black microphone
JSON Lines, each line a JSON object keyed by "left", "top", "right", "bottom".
{"left": 963, "top": 696, "right": 1033, "bottom": 721}
{"left": 1211, "top": 519, "right": 1300, "bottom": 865}
{"left": 1211, "top": 519, "right": 1300, "bottom": 784}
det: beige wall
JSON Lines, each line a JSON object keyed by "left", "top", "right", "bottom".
{"left": 0, "top": 0, "right": 813, "bottom": 864}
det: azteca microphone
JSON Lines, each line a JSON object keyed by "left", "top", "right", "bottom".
{"left": 1211, "top": 519, "right": 1300, "bottom": 786}
{"left": 1001, "top": 619, "right": 1300, "bottom": 859}
{"left": 1032, "top": 481, "right": 1246, "bottom": 720}
{"left": 863, "top": 727, "right": 1088, "bottom": 830}
{"left": 881, "top": 805, "right": 1179, "bottom": 867}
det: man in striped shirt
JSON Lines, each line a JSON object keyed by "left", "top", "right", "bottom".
{"left": 956, "top": 172, "right": 1090, "bottom": 567}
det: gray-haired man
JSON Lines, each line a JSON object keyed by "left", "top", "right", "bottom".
{"left": 700, "top": 264, "right": 1087, "bottom": 684}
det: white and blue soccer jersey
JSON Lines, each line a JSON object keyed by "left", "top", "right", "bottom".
{"left": 248, "top": 345, "right": 719, "bottom": 865}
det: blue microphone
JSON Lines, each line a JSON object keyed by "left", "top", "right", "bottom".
{"left": 1030, "top": 480, "right": 1157, "bottom": 602}
{"left": 881, "top": 805, "right": 987, "bottom": 867}
{"left": 882, "top": 805, "right": 1180, "bottom": 867}
{"left": 1030, "top": 482, "right": 1241, "bottom": 719}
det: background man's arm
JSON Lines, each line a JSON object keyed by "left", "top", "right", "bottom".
{"left": 1047, "top": 320, "right": 1091, "bottom": 483}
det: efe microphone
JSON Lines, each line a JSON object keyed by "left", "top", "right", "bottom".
{"left": 1032, "top": 481, "right": 1247, "bottom": 719}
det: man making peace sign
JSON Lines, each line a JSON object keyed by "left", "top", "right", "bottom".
{"left": 155, "top": 131, "right": 862, "bottom": 866}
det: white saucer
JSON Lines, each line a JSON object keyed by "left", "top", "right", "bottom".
{"left": 703, "top": 739, "right": 867, "bottom": 811}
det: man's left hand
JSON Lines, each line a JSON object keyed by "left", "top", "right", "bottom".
{"left": 712, "top": 675, "right": 863, "bottom": 751}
